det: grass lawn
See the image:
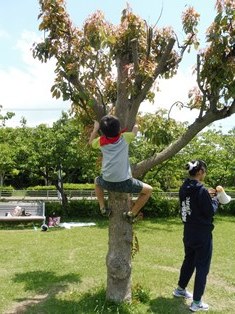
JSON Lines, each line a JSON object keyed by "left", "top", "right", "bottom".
{"left": 0, "top": 216, "right": 234, "bottom": 313}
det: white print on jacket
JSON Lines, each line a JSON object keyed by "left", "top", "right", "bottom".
{"left": 182, "top": 197, "right": 191, "bottom": 222}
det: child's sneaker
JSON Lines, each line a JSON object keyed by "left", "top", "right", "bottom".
{"left": 123, "top": 211, "right": 135, "bottom": 223}
{"left": 173, "top": 287, "right": 193, "bottom": 299}
{"left": 189, "top": 301, "right": 209, "bottom": 312}
{"left": 100, "top": 207, "right": 111, "bottom": 217}
{"left": 123, "top": 211, "right": 143, "bottom": 224}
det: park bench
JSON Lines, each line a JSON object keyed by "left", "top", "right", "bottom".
{"left": 0, "top": 201, "right": 46, "bottom": 224}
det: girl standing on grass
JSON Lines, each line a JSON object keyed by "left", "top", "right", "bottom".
{"left": 173, "top": 160, "right": 219, "bottom": 312}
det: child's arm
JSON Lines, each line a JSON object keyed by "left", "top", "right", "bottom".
{"left": 89, "top": 120, "right": 100, "bottom": 145}
{"left": 132, "top": 123, "right": 138, "bottom": 136}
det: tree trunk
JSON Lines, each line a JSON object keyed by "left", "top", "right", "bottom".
{"left": 106, "top": 191, "right": 133, "bottom": 302}
{"left": 0, "top": 173, "right": 4, "bottom": 187}
{"left": 54, "top": 181, "right": 68, "bottom": 214}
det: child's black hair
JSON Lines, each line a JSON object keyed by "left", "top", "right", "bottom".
{"left": 186, "top": 160, "right": 207, "bottom": 176}
{"left": 100, "top": 115, "right": 120, "bottom": 138}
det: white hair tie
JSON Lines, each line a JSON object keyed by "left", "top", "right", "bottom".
{"left": 188, "top": 161, "right": 198, "bottom": 171}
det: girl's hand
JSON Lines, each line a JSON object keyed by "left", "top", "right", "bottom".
{"left": 208, "top": 188, "right": 217, "bottom": 198}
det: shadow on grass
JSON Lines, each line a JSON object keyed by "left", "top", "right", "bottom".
{"left": 13, "top": 271, "right": 81, "bottom": 294}
{"left": 8, "top": 283, "right": 141, "bottom": 314}
{"left": 8, "top": 276, "right": 191, "bottom": 314}
{"left": 24, "top": 290, "right": 191, "bottom": 314}
{"left": 9, "top": 271, "right": 82, "bottom": 313}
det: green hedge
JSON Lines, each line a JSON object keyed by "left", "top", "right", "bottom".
{"left": 219, "top": 200, "right": 235, "bottom": 216}
{"left": 45, "top": 195, "right": 181, "bottom": 219}
{"left": 0, "top": 186, "right": 14, "bottom": 191}
{"left": 45, "top": 200, "right": 101, "bottom": 219}
{"left": 142, "top": 194, "right": 180, "bottom": 218}
{"left": 27, "top": 183, "right": 95, "bottom": 190}
{"left": 45, "top": 195, "right": 235, "bottom": 220}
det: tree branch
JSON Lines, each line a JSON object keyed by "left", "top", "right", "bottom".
{"left": 135, "top": 37, "right": 176, "bottom": 105}
{"left": 115, "top": 54, "right": 131, "bottom": 127}
{"left": 131, "top": 38, "right": 143, "bottom": 90}
{"left": 69, "top": 75, "right": 105, "bottom": 120}
{"left": 178, "top": 32, "right": 195, "bottom": 60}
{"left": 126, "top": 38, "right": 176, "bottom": 129}
{"left": 132, "top": 105, "right": 235, "bottom": 178}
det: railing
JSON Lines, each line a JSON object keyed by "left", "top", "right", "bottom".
{"left": 0, "top": 190, "right": 101, "bottom": 201}
{"left": 0, "top": 190, "right": 234, "bottom": 201}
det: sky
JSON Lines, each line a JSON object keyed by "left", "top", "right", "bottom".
{"left": 0, "top": 0, "right": 234, "bottom": 132}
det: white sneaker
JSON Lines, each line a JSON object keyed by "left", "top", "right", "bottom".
{"left": 173, "top": 288, "right": 193, "bottom": 299}
{"left": 189, "top": 301, "right": 209, "bottom": 312}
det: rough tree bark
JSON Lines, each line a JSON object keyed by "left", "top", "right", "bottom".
{"left": 106, "top": 191, "right": 133, "bottom": 302}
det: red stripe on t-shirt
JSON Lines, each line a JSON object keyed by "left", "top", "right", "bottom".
{"left": 100, "top": 128, "right": 127, "bottom": 146}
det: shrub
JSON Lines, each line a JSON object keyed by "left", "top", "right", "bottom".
{"left": 143, "top": 193, "right": 180, "bottom": 218}
{"left": 45, "top": 202, "right": 64, "bottom": 217}
{"left": 45, "top": 200, "right": 99, "bottom": 219}
{"left": 27, "top": 183, "right": 94, "bottom": 191}
{"left": 0, "top": 186, "right": 14, "bottom": 191}
{"left": 65, "top": 200, "right": 100, "bottom": 218}
{"left": 45, "top": 194, "right": 181, "bottom": 219}
{"left": 219, "top": 200, "right": 235, "bottom": 216}
{"left": 44, "top": 194, "right": 235, "bottom": 220}
{"left": 0, "top": 186, "right": 14, "bottom": 197}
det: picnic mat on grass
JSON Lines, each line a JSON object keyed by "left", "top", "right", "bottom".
{"left": 59, "top": 222, "right": 96, "bottom": 229}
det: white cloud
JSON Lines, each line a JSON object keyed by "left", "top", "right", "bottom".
{"left": 0, "top": 29, "right": 9, "bottom": 39}
{"left": 140, "top": 69, "right": 199, "bottom": 124}
{"left": 2, "top": 31, "right": 199, "bottom": 128}
{"left": 139, "top": 71, "right": 234, "bottom": 133}
{"left": 0, "top": 31, "right": 70, "bottom": 127}
{"left": 1, "top": 31, "right": 233, "bottom": 132}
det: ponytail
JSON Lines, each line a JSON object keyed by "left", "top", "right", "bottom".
{"left": 186, "top": 160, "right": 207, "bottom": 176}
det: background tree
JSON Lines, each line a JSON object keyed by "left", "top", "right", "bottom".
{"left": 222, "top": 129, "right": 235, "bottom": 186}
{"left": 0, "top": 105, "right": 15, "bottom": 127}
{"left": 130, "top": 110, "right": 187, "bottom": 189}
{"left": 33, "top": 0, "right": 235, "bottom": 302}
{"left": 26, "top": 113, "right": 81, "bottom": 209}
{"left": 180, "top": 128, "right": 235, "bottom": 187}
{"left": 0, "top": 107, "right": 17, "bottom": 186}
{"left": 0, "top": 127, "right": 16, "bottom": 187}
{"left": 0, "top": 141, "right": 15, "bottom": 186}
{"left": 4, "top": 118, "right": 233, "bottom": 192}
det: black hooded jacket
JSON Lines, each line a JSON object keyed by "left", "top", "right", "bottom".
{"left": 179, "top": 178, "right": 219, "bottom": 235}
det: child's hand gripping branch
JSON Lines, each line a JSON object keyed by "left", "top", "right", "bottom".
{"left": 89, "top": 120, "right": 100, "bottom": 145}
